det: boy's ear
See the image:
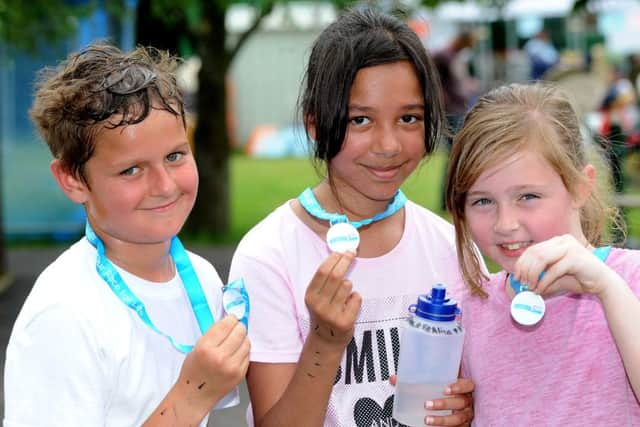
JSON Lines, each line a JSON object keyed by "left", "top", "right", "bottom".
{"left": 575, "top": 163, "right": 596, "bottom": 207}
{"left": 50, "top": 160, "right": 90, "bottom": 204}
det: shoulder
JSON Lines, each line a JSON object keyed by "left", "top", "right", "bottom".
{"left": 15, "top": 238, "right": 127, "bottom": 338}
{"left": 405, "top": 201, "right": 457, "bottom": 244}
{"left": 233, "top": 200, "right": 316, "bottom": 260}
{"left": 185, "top": 248, "right": 223, "bottom": 286}
{"left": 606, "top": 247, "right": 640, "bottom": 284}
{"left": 32, "top": 238, "right": 103, "bottom": 304}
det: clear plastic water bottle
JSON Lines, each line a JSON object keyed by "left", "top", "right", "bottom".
{"left": 393, "top": 284, "right": 464, "bottom": 426}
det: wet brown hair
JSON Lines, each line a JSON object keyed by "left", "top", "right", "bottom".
{"left": 30, "top": 43, "right": 185, "bottom": 182}
{"left": 445, "top": 83, "right": 620, "bottom": 297}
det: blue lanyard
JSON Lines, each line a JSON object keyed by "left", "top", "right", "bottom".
{"left": 85, "top": 222, "right": 214, "bottom": 353}
{"left": 297, "top": 187, "right": 407, "bottom": 228}
{"left": 510, "top": 245, "right": 612, "bottom": 294}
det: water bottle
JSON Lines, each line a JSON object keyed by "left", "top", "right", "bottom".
{"left": 393, "top": 284, "right": 464, "bottom": 426}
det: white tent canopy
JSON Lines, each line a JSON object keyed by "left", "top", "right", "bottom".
{"left": 503, "top": 0, "right": 575, "bottom": 19}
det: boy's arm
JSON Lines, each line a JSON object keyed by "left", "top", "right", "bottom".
{"left": 142, "top": 316, "right": 250, "bottom": 426}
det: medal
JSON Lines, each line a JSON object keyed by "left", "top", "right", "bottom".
{"left": 510, "top": 288, "right": 546, "bottom": 326}
{"left": 508, "top": 246, "right": 613, "bottom": 326}
{"left": 509, "top": 275, "right": 545, "bottom": 326}
{"left": 326, "top": 222, "right": 361, "bottom": 253}
{"left": 298, "top": 187, "right": 407, "bottom": 253}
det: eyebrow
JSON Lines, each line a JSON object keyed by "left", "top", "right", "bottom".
{"left": 468, "top": 184, "right": 547, "bottom": 196}
{"left": 348, "top": 103, "right": 425, "bottom": 112}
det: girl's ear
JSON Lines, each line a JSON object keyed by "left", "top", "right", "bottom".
{"left": 575, "top": 163, "right": 596, "bottom": 207}
{"left": 304, "top": 115, "right": 317, "bottom": 141}
{"left": 50, "top": 160, "right": 90, "bottom": 204}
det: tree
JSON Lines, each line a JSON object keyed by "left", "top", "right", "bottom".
{"left": 0, "top": 0, "right": 94, "bottom": 287}
{"left": 136, "top": 0, "right": 277, "bottom": 237}
{"left": 1, "top": 0, "right": 450, "bottom": 241}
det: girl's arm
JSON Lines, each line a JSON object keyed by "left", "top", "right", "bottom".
{"left": 596, "top": 268, "right": 640, "bottom": 399}
{"left": 248, "top": 251, "right": 361, "bottom": 427}
{"left": 514, "top": 235, "right": 640, "bottom": 399}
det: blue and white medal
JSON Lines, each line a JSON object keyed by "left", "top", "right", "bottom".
{"left": 509, "top": 275, "right": 545, "bottom": 326}
{"left": 298, "top": 188, "right": 407, "bottom": 253}
{"left": 509, "top": 245, "right": 612, "bottom": 326}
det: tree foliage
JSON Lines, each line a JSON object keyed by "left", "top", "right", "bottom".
{"left": 0, "top": 0, "right": 94, "bottom": 54}
{"left": 1, "top": 0, "right": 450, "bottom": 242}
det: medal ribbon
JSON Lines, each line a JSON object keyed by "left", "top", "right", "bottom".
{"left": 510, "top": 245, "right": 612, "bottom": 294}
{"left": 85, "top": 222, "right": 219, "bottom": 353}
{"left": 297, "top": 187, "right": 407, "bottom": 228}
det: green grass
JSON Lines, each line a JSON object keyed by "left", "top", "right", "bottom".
{"left": 219, "top": 152, "right": 448, "bottom": 244}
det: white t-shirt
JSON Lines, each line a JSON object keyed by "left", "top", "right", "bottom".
{"left": 229, "top": 200, "right": 466, "bottom": 427}
{"left": 4, "top": 238, "right": 238, "bottom": 427}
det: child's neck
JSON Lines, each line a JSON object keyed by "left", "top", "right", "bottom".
{"left": 97, "top": 233, "right": 175, "bottom": 283}
{"left": 314, "top": 180, "right": 395, "bottom": 221}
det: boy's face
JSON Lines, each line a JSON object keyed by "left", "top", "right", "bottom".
{"left": 67, "top": 108, "right": 197, "bottom": 247}
{"left": 464, "top": 147, "right": 586, "bottom": 274}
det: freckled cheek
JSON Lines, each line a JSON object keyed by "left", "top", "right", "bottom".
{"left": 528, "top": 213, "right": 571, "bottom": 240}
{"left": 467, "top": 216, "right": 493, "bottom": 252}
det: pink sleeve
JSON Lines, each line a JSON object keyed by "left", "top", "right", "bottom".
{"left": 228, "top": 252, "right": 303, "bottom": 363}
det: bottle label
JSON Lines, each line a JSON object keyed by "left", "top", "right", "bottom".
{"left": 408, "top": 316, "right": 463, "bottom": 335}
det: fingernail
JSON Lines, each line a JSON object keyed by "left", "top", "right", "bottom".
{"left": 425, "top": 400, "right": 434, "bottom": 409}
{"left": 425, "top": 416, "right": 434, "bottom": 425}
{"left": 445, "top": 386, "right": 452, "bottom": 394}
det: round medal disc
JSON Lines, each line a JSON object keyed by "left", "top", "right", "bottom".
{"left": 510, "top": 290, "right": 545, "bottom": 326}
{"left": 326, "top": 222, "right": 360, "bottom": 253}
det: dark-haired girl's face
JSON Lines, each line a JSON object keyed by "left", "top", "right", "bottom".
{"left": 329, "top": 60, "right": 425, "bottom": 204}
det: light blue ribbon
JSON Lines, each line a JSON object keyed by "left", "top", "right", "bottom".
{"left": 85, "top": 222, "right": 249, "bottom": 353}
{"left": 297, "top": 187, "right": 407, "bottom": 228}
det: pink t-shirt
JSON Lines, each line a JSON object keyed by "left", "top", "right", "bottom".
{"left": 229, "top": 200, "right": 465, "bottom": 427}
{"left": 461, "top": 247, "right": 640, "bottom": 426}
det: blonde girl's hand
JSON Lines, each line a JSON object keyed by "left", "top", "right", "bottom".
{"left": 305, "top": 251, "right": 362, "bottom": 349}
{"left": 513, "top": 234, "right": 618, "bottom": 298}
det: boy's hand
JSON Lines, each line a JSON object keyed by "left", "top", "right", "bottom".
{"left": 144, "top": 316, "right": 250, "bottom": 426}
{"left": 178, "top": 315, "right": 250, "bottom": 407}
{"left": 389, "top": 376, "right": 474, "bottom": 426}
{"left": 304, "top": 251, "right": 362, "bottom": 349}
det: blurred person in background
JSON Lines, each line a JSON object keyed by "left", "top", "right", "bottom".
{"left": 524, "top": 30, "right": 558, "bottom": 80}
{"left": 432, "top": 30, "right": 479, "bottom": 210}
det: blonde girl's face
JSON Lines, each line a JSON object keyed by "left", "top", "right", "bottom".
{"left": 464, "top": 147, "right": 587, "bottom": 273}
{"left": 328, "top": 60, "right": 426, "bottom": 202}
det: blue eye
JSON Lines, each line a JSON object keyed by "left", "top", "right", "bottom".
{"left": 167, "top": 152, "right": 184, "bottom": 162}
{"left": 120, "top": 166, "right": 140, "bottom": 176}
{"left": 471, "top": 198, "right": 492, "bottom": 206}
{"left": 520, "top": 193, "right": 539, "bottom": 201}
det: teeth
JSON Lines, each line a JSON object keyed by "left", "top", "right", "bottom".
{"left": 503, "top": 242, "right": 526, "bottom": 250}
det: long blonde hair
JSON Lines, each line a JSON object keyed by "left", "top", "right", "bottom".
{"left": 445, "top": 83, "right": 621, "bottom": 297}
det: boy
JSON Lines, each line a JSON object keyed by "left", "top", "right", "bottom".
{"left": 4, "top": 44, "right": 250, "bottom": 426}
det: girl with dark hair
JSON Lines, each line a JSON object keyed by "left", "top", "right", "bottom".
{"left": 229, "top": 8, "right": 476, "bottom": 427}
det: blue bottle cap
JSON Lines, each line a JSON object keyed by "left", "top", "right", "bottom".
{"left": 410, "top": 284, "right": 459, "bottom": 322}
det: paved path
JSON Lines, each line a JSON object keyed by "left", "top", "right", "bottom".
{"left": 0, "top": 244, "right": 250, "bottom": 426}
